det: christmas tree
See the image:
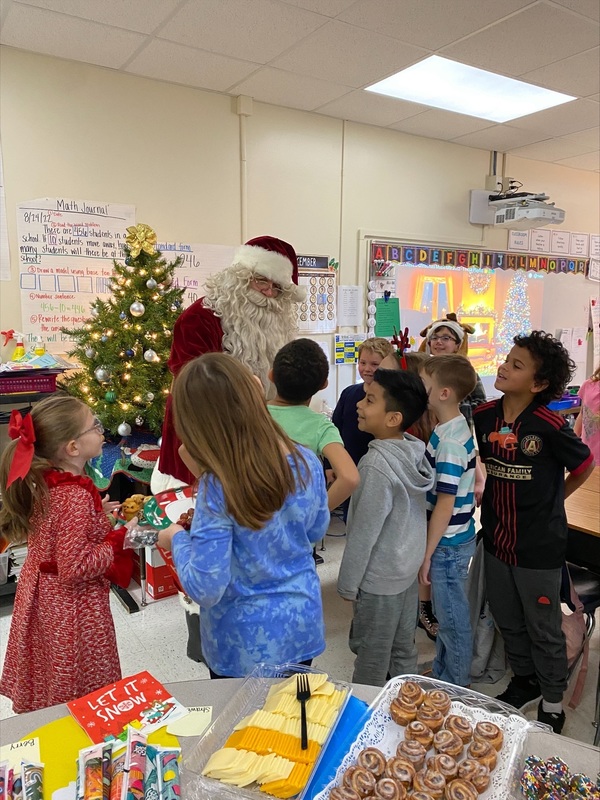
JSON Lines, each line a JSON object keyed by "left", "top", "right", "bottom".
{"left": 497, "top": 269, "right": 532, "bottom": 358}
{"left": 60, "top": 224, "right": 185, "bottom": 436}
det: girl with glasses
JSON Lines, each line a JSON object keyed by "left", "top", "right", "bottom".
{"left": 0, "top": 395, "right": 130, "bottom": 713}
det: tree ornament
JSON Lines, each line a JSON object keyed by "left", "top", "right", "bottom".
{"left": 125, "top": 348, "right": 135, "bottom": 357}
{"left": 146, "top": 392, "right": 155, "bottom": 402}
{"left": 144, "top": 332, "right": 152, "bottom": 340}
{"left": 146, "top": 278, "right": 158, "bottom": 290}
{"left": 105, "top": 390, "right": 116, "bottom": 403}
{"left": 125, "top": 224, "right": 157, "bottom": 258}
{"left": 84, "top": 347, "right": 96, "bottom": 359}
{"left": 144, "top": 349, "right": 157, "bottom": 363}
{"left": 90, "top": 307, "right": 99, "bottom": 318}
{"left": 157, "top": 436, "right": 162, "bottom": 447}
{"left": 125, "top": 256, "right": 132, "bottom": 266}
{"left": 135, "top": 416, "right": 144, "bottom": 426}
{"left": 118, "top": 422, "right": 132, "bottom": 436}
{"left": 100, "top": 334, "right": 108, "bottom": 343}
{"left": 130, "top": 301, "right": 145, "bottom": 317}
{"left": 119, "top": 311, "right": 127, "bottom": 320}
{"left": 94, "top": 366, "right": 111, "bottom": 383}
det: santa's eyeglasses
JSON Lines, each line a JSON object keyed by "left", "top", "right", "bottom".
{"left": 252, "top": 276, "right": 283, "bottom": 296}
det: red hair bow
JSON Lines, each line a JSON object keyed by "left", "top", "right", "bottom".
{"left": 7, "top": 410, "right": 36, "bottom": 488}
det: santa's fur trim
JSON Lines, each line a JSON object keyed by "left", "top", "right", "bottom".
{"left": 233, "top": 244, "right": 305, "bottom": 301}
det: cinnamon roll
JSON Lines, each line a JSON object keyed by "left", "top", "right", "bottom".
{"left": 444, "top": 714, "right": 473, "bottom": 744}
{"left": 404, "top": 720, "right": 434, "bottom": 749}
{"left": 396, "top": 739, "right": 427, "bottom": 771}
{"left": 412, "top": 768, "right": 446, "bottom": 799}
{"left": 415, "top": 702, "right": 444, "bottom": 733}
{"left": 467, "top": 739, "right": 497, "bottom": 771}
{"left": 445, "top": 778, "right": 479, "bottom": 800}
{"left": 424, "top": 689, "right": 451, "bottom": 715}
{"left": 399, "top": 679, "right": 426, "bottom": 707}
{"left": 384, "top": 757, "right": 415, "bottom": 788}
{"left": 457, "top": 760, "right": 491, "bottom": 794}
{"left": 473, "top": 720, "right": 503, "bottom": 751}
{"left": 390, "top": 696, "right": 418, "bottom": 726}
{"left": 432, "top": 729, "right": 464, "bottom": 758}
{"left": 329, "top": 786, "right": 361, "bottom": 800}
{"left": 372, "top": 777, "right": 407, "bottom": 800}
{"left": 410, "top": 794, "right": 436, "bottom": 800}
{"left": 341, "top": 766, "right": 376, "bottom": 797}
{"left": 426, "top": 753, "right": 458, "bottom": 780}
{"left": 357, "top": 747, "right": 387, "bottom": 778}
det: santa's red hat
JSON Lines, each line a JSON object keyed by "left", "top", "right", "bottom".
{"left": 233, "top": 236, "right": 306, "bottom": 301}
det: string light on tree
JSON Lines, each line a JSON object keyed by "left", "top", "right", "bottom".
{"left": 497, "top": 270, "right": 532, "bottom": 358}
{"left": 60, "top": 223, "right": 185, "bottom": 436}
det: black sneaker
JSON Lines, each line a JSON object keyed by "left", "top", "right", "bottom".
{"left": 496, "top": 675, "right": 541, "bottom": 709}
{"left": 313, "top": 551, "right": 324, "bottom": 565}
{"left": 537, "top": 700, "right": 565, "bottom": 734}
{"left": 418, "top": 601, "right": 438, "bottom": 641}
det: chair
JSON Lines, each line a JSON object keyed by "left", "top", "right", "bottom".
{"left": 565, "top": 562, "right": 600, "bottom": 746}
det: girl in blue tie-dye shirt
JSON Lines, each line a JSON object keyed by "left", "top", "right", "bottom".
{"left": 157, "top": 353, "right": 330, "bottom": 678}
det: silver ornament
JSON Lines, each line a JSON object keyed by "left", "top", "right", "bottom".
{"left": 84, "top": 347, "right": 96, "bottom": 359}
{"left": 157, "top": 436, "right": 162, "bottom": 447}
{"left": 146, "top": 278, "right": 158, "bottom": 290}
{"left": 135, "top": 416, "right": 144, "bottom": 426}
{"left": 146, "top": 392, "right": 155, "bottom": 402}
{"left": 90, "top": 307, "right": 99, "bottom": 318}
{"left": 143, "top": 349, "right": 157, "bottom": 363}
{"left": 130, "top": 301, "right": 145, "bottom": 317}
{"left": 117, "top": 422, "right": 132, "bottom": 436}
{"left": 94, "top": 366, "right": 110, "bottom": 383}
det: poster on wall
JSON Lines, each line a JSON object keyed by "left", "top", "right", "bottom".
{"left": 297, "top": 256, "right": 336, "bottom": 333}
{"left": 0, "top": 140, "right": 9, "bottom": 281}
{"left": 335, "top": 333, "right": 366, "bottom": 364}
{"left": 17, "top": 197, "right": 135, "bottom": 352}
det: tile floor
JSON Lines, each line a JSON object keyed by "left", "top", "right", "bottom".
{"left": 0, "top": 517, "right": 598, "bottom": 744}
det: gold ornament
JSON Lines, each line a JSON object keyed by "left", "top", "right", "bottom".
{"left": 125, "top": 223, "right": 157, "bottom": 258}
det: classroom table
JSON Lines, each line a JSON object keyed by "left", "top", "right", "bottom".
{"left": 565, "top": 466, "right": 600, "bottom": 572}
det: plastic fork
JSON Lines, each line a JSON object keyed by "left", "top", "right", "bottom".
{"left": 296, "top": 673, "right": 311, "bottom": 750}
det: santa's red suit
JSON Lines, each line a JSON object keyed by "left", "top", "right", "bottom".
{"left": 159, "top": 300, "right": 223, "bottom": 484}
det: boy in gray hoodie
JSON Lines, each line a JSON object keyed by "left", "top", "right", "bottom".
{"left": 337, "top": 369, "right": 434, "bottom": 686}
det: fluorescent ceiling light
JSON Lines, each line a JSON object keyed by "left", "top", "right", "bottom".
{"left": 365, "top": 55, "right": 575, "bottom": 123}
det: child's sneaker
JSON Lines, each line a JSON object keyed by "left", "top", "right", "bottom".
{"left": 418, "top": 601, "right": 439, "bottom": 641}
{"left": 495, "top": 675, "right": 541, "bottom": 709}
{"left": 537, "top": 700, "right": 565, "bottom": 734}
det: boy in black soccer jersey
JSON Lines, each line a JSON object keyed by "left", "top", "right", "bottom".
{"left": 473, "top": 331, "right": 593, "bottom": 734}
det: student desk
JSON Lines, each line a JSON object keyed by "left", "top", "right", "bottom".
{"left": 565, "top": 466, "right": 600, "bottom": 572}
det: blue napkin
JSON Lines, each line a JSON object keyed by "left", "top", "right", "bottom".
{"left": 303, "top": 694, "right": 372, "bottom": 799}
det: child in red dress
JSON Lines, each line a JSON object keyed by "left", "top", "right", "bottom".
{"left": 0, "top": 395, "right": 127, "bottom": 713}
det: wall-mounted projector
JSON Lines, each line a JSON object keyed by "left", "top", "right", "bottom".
{"left": 488, "top": 192, "right": 566, "bottom": 230}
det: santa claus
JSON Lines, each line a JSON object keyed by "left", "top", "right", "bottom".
{"left": 155, "top": 235, "right": 305, "bottom": 488}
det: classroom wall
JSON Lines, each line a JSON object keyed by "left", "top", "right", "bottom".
{"left": 1, "top": 46, "right": 598, "bottom": 402}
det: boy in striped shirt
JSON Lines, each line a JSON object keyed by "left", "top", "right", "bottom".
{"left": 418, "top": 355, "right": 478, "bottom": 686}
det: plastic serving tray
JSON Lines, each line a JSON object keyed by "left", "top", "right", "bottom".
{"left": 314, "top": 674, "right": 533, "bottom": 800}
{"left": 183, "top": 663, "right": 351, "bottom": 800}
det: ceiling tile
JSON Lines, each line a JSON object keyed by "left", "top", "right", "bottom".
{"left": 316, "top": 90, "right": 428, "bottom": 127}
{"left": 158, "top": 0, "right": 326, "bottom": 63}
{"left": 389, "top": 109, "right": 493, "bottom": 139}
{"left": 555, "top": 151, "right": 600, "bottom": 171}
{"left": 550, "top": 0, "right": 599, "bottom": 22}
{"left": 519, "top": 48, "right": 600, "bottom": 97}
{"left": 124, "top": 39, "right": 259, "bottom": 92}
{"left": 229, "top": 67, "right": 351, "bottom": 110}
{"left": 441, "top": 4, "right": 600, "bottom": 76}
{"left": 452, "top": 125, "right": 551, "bottom": 151}
{"left": 509, "top": 99, "right": 600, "bottom": 137}
{"left": 559, "top": 127, "right": 600, "bottom": 150}
{"left": 508, "top": 137, "right": 596, "bottom": 162}
{"left": 0, "top": 3, "right": 145, "bottom": 67}
{"left": 271, "top": 20, "right": 429, "bottom": 87}
{"left": 278, "top": 0, "right": 358, "bottom": 16}
{"left": 338, "top": 0, "right": 535, "bottom": 50}
{"left": 12, "top": 0, "right": 181, "bottom": 33}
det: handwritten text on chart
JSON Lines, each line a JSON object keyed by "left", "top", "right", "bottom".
{"left": 17, "top": 198, "right": 135, "bottom": 351}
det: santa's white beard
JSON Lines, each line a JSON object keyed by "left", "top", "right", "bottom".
{"left": 203, "top": 268, "right": 297, "bottom": 396}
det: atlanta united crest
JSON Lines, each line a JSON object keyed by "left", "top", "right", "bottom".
{"left": 521, "top": 435, "right": 543, "bottom": 456}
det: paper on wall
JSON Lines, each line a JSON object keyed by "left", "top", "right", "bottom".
{"left": 16, "top": 197, "right": 135, "bottom": 353}
{"left": 337, "top": 285, "right": 363, "bottom": 326}
{"left": 155, "top": 241, "right": 235, "bottom": 308}
{"left": 0, "top": 139, "right": 9, "bottom": 281}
